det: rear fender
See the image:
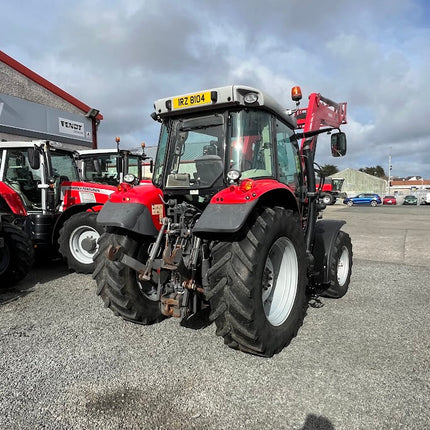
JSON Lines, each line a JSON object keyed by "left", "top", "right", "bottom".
{"left": 312, "top": 219, "right": 346, "bottom": 285}
{"left": 193, "top": 180, "right": 299, "bottom": 236}
{"left": 96, "top": 182, "right": 165, "bottom": 236}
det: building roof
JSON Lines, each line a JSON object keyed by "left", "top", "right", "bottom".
{"left": 330, "top": 168, "right": 386, "bottom": 182}
{"left": 0, "top": 50, "right": 103, "bottom": 120}
{"left": 391, "top": 179, "right": 430, "bottom": 187}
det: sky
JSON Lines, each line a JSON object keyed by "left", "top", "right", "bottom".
{"left": 1, "top": 0, "right": 430, "bottom": 178}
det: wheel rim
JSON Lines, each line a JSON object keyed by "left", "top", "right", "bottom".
{"left": 262, "top": 237, "right": 298, "bottom": 326}
{"left": 337, "top": 245, "right": 350, "bottom": 286}
{"left": 347, "top": 201, "right": 353, "bottom": 207}
{"left": 69, "top": 225, "right": 100, "bottom": 265}
{"left": 323, "top": 196, "right": 331, "bottom": 204}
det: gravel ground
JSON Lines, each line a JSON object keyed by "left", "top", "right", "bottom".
{"left": 1, "top": 206, "right": 429, "bottom": 430}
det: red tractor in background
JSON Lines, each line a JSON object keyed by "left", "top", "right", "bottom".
{"left": 318, "top": 177, "right": 345, "bottom": 205}
{"left": 0, "top": 140, "right": 145, "bottom": 276}
{"left": 93, "top": 85, "right": 352, "bottom": 357}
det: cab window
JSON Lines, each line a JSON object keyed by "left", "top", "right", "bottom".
{"left": 275, "top": 119, "right": 301, "bottom": 188}
{"left": 228, "top": 110, "right": 274, "bottom": 179}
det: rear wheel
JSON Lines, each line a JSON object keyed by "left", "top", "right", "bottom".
{"left": 320, "top": 231, "right": 353, "bottom": 298}
{"left": 93, "top": 231, "right": 164, "bottom": 324}
{"left": 0, "top": 223, "right": 34, "bottom": 287}
{"left": 58, "top": 212, "right": 103, "bottom": 273}
{"left": 206, "top": 207, "right": 308, "bottom": 357}
{"left": 370, "top": 200, "right": 377, "bottom": 207}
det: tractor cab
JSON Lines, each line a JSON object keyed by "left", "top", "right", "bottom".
{"left": 76, "top": 148, "right": 144, "bottom": 186}
{"left": 0, "top": 141, "right": 79, "bottom": 214}
{"left": 151, "top": 86, "right": 303, "bottom": 202}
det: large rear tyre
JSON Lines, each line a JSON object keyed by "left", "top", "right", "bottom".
{"left": 93, "top": 231, "right": 164, "bottom": 324}
{"left": 58, "top": 212, "right": 104, "bottom": 274}
{"left": 206, "top": 207, "right": 308, "bottom": 357}
{"left": 320, "top": 231, "right": 353, "bottom": 298}
{"left": 0, "top": 223, "right": 34, "bottom": 287}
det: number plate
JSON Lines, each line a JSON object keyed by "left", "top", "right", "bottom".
{"left": 173, "top": 92, "right": 211, "bottom": 109}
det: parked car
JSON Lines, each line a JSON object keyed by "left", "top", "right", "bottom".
{"left": 403, "top": 195, "right": 418, "bottom": 205}
{"left": 343, "top": 193, "right": 382, "bottom": 207}
{"left": 383, "top": 195, "right": 397, "bottom": 205}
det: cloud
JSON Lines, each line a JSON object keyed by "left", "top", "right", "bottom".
{"left": 1, "top": 0, "right": 429, "bottom": 177}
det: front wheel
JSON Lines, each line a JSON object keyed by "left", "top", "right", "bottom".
{"left": 93, "top": 231, "right": 164, "bottom": 325}
{"left": 320, "top": 231, "right": 353, "bottom": 298}
{"left": 321, "top": 193, "right": 334, "bottom": 205}
{"left": 206, "top": 207, "right": 308, "bottom": 357}
{"left": 58, "top": 212, "right": 104, "bottom": 273}
{"left": 346, "top": 200, "right": 353, "bottom": 207}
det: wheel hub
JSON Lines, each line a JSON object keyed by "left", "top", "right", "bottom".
{"left": 81, "top": 236, "right": 97, "bottom": 253}
{"left": 69, "top": 226, "right": 101, "bottom": 264}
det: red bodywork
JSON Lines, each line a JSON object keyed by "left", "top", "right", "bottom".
{"left": 0, "top": 182, "right": 27, "bottom": 215}
{"left": 210, "top": 179, "right": 295, "bottom": 204}
{"left": 320, "top": 183, "right": 334, "bottom": 193}
{"left": 60, "top": 181, "right": 116, "bottom": 210}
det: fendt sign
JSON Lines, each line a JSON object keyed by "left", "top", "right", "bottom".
{"left": 0, "top": 93, "right": 92, "bottom": 147}
{"left": 59, "top": 118, "right": 85, "bottom": 137}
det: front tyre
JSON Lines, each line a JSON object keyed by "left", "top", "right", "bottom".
{"left": 58, "top": 212, "right": 103, "bottom": 273}
{"left": 321, "top": 193, "right": 334, "bottom": 205}
{"left": 92, "top": 231, "right": 164, "bottom": 325}
{"left": 206, "top": 207, "right": 308, "bottom": 357}
{"left": 320, "top": 231, "right": 353, "bottom": 298}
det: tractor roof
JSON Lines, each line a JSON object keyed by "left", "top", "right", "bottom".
{"left": 0, "top": 140, "right": 76, "bottom": 153}
{"left": 153, "top": 85, "right": 297, "bottom": 128}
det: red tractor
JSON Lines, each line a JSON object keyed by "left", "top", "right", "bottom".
{"left": 0, "top": 140, "right": 144, "bottom": 274}
{"left": 93, "top": 85, "right": 352, "bottom": 357}
{"left": 318, "top": 177, "right": 345, "bottom": 205}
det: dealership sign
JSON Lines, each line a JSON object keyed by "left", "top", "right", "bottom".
{"left": 59, "top": 117, "right": 85, "bottom": 137}
{"left": 0, "top": 93, "right": 92, "bottom": 146}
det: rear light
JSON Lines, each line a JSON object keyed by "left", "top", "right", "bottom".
{"left": 239, "top": 179, "right": 253, "bottom": 192}
{"left": 117, "top": 182, "right": 133, "bottom": 192}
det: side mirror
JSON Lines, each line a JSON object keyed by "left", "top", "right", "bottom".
{"left": 28, "top": 147, "right": 40, "bottom": 169}
{"left": 331, "top": 132, "right": 347, "bottom": 157}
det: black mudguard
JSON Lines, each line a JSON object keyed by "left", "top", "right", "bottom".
{"left": 96, "top": 201, "right": 158, "bottom": 237}
{"left": 312, "top": 219, "right": 346, "bottom": 285}
{"left": 193, "top": 201, "right": 258, "bottom": 237}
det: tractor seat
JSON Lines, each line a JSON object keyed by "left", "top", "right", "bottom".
{"left": 195, "top": 155, "right": 223, "bottom": 186}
